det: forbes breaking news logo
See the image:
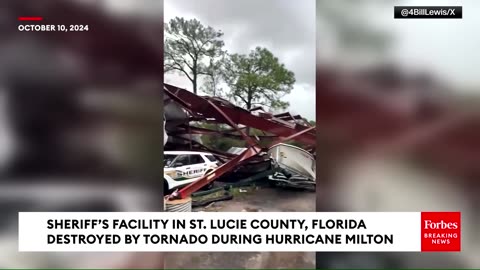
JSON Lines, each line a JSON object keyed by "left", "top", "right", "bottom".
{"left": 421, "top": 212, "right": 461, "bottom": 252}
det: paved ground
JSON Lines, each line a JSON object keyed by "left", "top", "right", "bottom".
{"left": 165, "top": 186, "right": 316, "bottom": 269}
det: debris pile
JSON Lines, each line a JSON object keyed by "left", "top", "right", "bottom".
{"left": 164, "top": 83, "right": 316, "bottom": 201}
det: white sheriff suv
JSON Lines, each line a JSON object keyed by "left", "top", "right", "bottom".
{"left": 164, "top": 151, "right": 219, "bottom": 192}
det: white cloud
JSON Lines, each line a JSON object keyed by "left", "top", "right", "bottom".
{"left": 164, "top": 0, "right": 316, "bottom": 120}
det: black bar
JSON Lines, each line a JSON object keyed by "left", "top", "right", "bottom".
{"left": 394, "top": 6, "right": 462, "bottom": 19}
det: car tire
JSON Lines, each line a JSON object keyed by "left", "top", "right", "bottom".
{"left": 268, "top": 180, "right": 278, "bottom": 187}
{"left": 205, "top": 181, "right": 214, "bottom": 190}
{"left": 163, "top": 179, "right": 170, "bottom": 195}
{"left": 200, "top": 170, "right": 215, "bottom": 190}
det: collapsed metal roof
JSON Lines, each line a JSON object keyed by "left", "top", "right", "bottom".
{"left": 164, "top": 83, "right": 316, "bottom": 199}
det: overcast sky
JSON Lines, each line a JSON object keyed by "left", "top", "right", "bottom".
{"left": 164, "top": 0, "right": 316, "bottom": 121}
{"left": 317, "top": 0, "right": 480, "bottom": 93}
{"left": 391, "top": 0, "right": 480, "bottom": 91}
{"left": 106, "top": 0, "right": 479, "bottom": 123}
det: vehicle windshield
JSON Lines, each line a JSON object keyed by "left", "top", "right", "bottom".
{"left": 164, "top": 154, "right": 178, "bottom": 167}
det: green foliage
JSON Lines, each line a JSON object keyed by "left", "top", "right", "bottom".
{"left": 164, "top": 17, "right": 225, "bottom": 94}
{"left": 284, "top": 140, "right": 308, "bottom": 149}
{"left": 200, "top": 56, "right": 226, "bottom": 97}
{"left": 223, "top": 47, "right": 295, "bottom": 110}
{"left": 197, "top": 118, "right": 315, "bottom": 151}
{"left": 198, "top": 123, "right": 244, "bottom": 151}
{"left": 197, "top": 122, "right": 275, "bottom": 151}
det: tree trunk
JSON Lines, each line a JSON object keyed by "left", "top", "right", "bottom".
{"left": 245, "top": 89, "right": 253, "bottom": 146}
{"left": 192, "top": 60, "right": 198, "bottom": 94}
{"left": 212, "top": 76, "right": 216, "bottom": 97}
{"left": 192, "top": 74, "right": 197, "bottom": 94}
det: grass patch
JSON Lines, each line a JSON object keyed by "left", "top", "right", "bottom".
{"left": 192, "top": 184, "right": 262, "bottom": 206}
{"left": 229, "top": 185, "right": 258, "bottom": 197}
{"left": 193, "top": 189, "right": 225, "bottom": 201}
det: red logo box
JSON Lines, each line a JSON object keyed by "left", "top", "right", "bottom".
{"left": 421, "top": 212, "right": 461, "bottom": 252}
